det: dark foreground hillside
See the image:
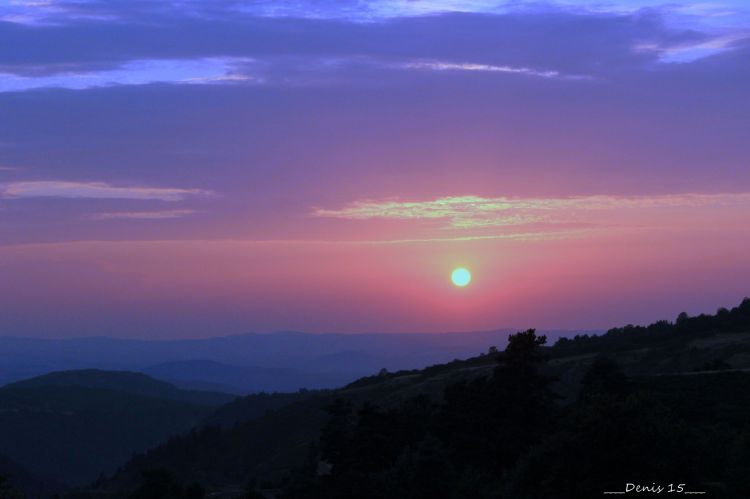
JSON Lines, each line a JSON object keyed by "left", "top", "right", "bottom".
{"left": 0, "top": 371, "right": 235, "bottom": 490}
{"left": 6, "top": 370, "right": 235, "bottom": 408}
{"left": 0, "top": 453, "right": 65, "bottom": 499}
{"left": 80, "top": 356, "right": 501, "bottom": 497}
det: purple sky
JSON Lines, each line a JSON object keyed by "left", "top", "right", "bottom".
{"left": 1, "top": 0, "right": 749, "bottom": 338}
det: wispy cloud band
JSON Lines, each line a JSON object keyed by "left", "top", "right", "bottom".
{"left": 1, "top": 181, "right": 212, "bottom": 201}
{"left": 89, "top": 209, "right": 200, "bottom": 220}
{"left": 0, "top": 55, "right": 585, "bottom": 93}
{"left": 0, "top": 58, "right": 255, "bottom": 93}
{"left": 397, "top": 60, "right": 589, "bottom": 80}
{"left": 314, "top": 193, "right": 750, "bottom": 229}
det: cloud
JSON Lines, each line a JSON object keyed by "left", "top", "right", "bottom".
{"left": 237, "top": 0, "right": 508, "bottom": 20}
{"left": 0, "top": 0, "right": 119, "bottom": 26}
{"left": 0, "top": 181, "right": 212, "bottom": 201}
{"left": 0, "top": 53, "right": 592, "bottom": 93}
{"left": 5, "top": 1, "right": 747, "bottom": 29}
{"left": 0, "top": 57, "right": 256, "bottom": 93}
{"left": 0, "top": 2, "right": 748, "bottom": 248}
{"left": 0, "top": 2, "right": 742, "bottom": 94}
{"left": 314, "top": 193, "right": 750, "bottom": 229}
{"left": 395, "top": 60, "right": 590, "bottom": 80}
{"left": 315, "top": 196, "right": 539, "bottom": 228}
{"left": 89, "top": 209, "right": 199, "bottom": 220}
{"left": 637, "top": 32, "right": 750, "bottom": 63}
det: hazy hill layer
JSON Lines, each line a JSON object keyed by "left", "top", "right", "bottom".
{"left": 141, "top": 360, "right": 346, "bottom": 395}
{"left": 0, "top": 329, "right": 584, "bottom": 391}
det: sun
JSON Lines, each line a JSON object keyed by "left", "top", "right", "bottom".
{"left": 451, "top": 267, "right": 472, "bottom": 287}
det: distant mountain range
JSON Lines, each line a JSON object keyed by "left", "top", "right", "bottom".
{"left": 141, "top": 360, "right": 346, "bottom": 394}
{"left": 0, "top": 329, "right": 594, "bottom": 393}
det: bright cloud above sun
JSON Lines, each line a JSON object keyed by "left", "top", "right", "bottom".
{"left": 315, "top": 193, "right": 750, "bottom": 230}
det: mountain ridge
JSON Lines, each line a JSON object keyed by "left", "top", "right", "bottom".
{"left": 0, "top": 329, "right": 595, "bottom": 391}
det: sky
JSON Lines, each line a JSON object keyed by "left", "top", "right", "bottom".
{"left": 0, "top": 0, "right": 749, "bottom": 338}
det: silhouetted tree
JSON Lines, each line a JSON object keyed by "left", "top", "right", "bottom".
{"left": 725, "top": 428, "right": 750, "bottom": 498}
{"left": 320, "top": 399, "right": 353, "bottom": 469}
{"left": 243, "top": 479, "right": 266, "bottom": 499}
{"left": 697, "top": 359, "right": 732, "bottom": 372}
{"left": 0, "top": 475, "right": 22, "bottom": 499}
{"left": 436, "top": 329, "right": 558, "bottom": 475}
{"left": 578, "top": 357, "right": 629, "bottom": 403}
{"left": 504, "top": 392, "right": 704, "bottom": 499}
{"left": 128, "top": 469, "right": 204, "bottom": 499}
{"left": 0, "top": 475, "right": 11, "bottom": 499}
{"left": 183, "top": 483, "right": 205, "bottom": 499}
{"left": 502, "top": 328, "right": 547, "bottom": 368}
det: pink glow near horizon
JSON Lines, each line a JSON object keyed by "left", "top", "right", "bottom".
{"left": 1, "top": 205, "right": 747, "bottom": 337}
{"left": 1, "top": 0, "right": 749, "bottom": 338}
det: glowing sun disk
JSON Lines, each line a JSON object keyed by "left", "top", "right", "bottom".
{"left": 451, "top": 267, "right": 471, "bottom": 287}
